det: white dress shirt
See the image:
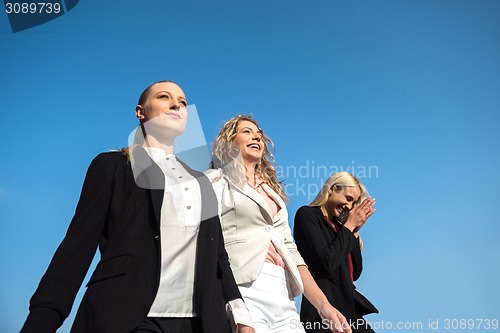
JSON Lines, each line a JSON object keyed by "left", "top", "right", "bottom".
{"left": 145, "top": 148, "right": 253, "bottom": 331}
{"left": 146, "top": 147, "right": 201, "bottom": 317}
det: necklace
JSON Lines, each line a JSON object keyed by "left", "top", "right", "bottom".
{"left": 247, "top": 173, "right": 260, "bottom": 189}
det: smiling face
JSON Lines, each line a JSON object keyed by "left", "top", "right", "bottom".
{"left": 232, "top": 120, "right": 264, "bottom": 165}
{"left": 325, "top": 184, "right": 361, "bottom": 219}
{"left": 136, "top": 81, "right": 188, "bottom": 141}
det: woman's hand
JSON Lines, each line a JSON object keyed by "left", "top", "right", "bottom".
{"left": 318, "top": 302, "right": 353, "bottom": 333}
{"left": 343, "top": 197, "right": 375, "bottom": 233}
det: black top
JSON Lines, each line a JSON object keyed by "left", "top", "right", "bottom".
{"left": 294, "top": 206, "right": 377, "bottom": 332}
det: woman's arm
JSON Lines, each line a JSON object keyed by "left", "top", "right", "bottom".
{"left": 21, "top": 153, "right": 116, "bottom": 333}
{"left": 299, "top": 266, "right": 352, "bottom": 333}
{"left": 217, "top": 232, "right": 255, "bottom": 333}
{"left": 210, "top": 179, "right": 254, "bottom": 333}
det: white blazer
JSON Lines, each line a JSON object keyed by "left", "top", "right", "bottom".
{"left": 205, "top": 169, "right": 305, "bottom": 297}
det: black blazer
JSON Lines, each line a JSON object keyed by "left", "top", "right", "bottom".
{"left": 293, "top": 206, "right": 377, "bottom": 331}
{"left": 21, "top": 149, "right": 241, "bottom": 333}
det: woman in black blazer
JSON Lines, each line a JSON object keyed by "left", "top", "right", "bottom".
{"left": 20, "top": 81, "right": 252, "bottom": 333}
{"left": 294, "top": 172, "right": 378, "bottom": 333}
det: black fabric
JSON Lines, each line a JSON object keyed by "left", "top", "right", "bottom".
{"left": 294, "top": 206, "right": 378, "bottom": 333}
{"left": 21, "top": 150, "right": 240, "bottom": 333}
{"left": 136, "top": 317, "right": 203, "bottom": 333}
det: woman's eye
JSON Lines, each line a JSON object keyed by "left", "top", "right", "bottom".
{"left": 160, "top": 94, "right": 169, "bottom": 99}
{"left": 346, "top": 196, "right": 353, "bottom": 202}
{"left": 180, "top": 100, "right": 187, "bottom": 106}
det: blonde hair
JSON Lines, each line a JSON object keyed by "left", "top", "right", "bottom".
{"left": 210, "top": 115, "right": 287, "bottom": 202}
{"left": 310, "top": 171, "right": 368, "bottom": 207}
{"left": 310, "top": 172, "right": 369, "bottom": 250}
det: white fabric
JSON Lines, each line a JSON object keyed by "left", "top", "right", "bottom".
{"left": 226, "top": 298, "right": 255, "bottom": 332}
{"left": 146, "top": 147, "right": 201, "bottom": 317}
{"left": 239, "top": 263, "right": 305, "bottom": 333}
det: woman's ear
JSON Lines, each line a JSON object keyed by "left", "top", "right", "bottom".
{"left": 136, "top": 105, "right": 146, "bottom": 121}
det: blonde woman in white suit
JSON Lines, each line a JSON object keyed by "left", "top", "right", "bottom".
{"left": 206, "top": 115, "right": 351, "bottom": 333}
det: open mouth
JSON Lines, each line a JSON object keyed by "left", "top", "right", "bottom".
{"left": 247, "top": 143, "right": 260, "bottom": 150}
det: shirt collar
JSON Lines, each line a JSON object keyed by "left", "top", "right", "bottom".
{"left": 144, "top": 146, "right": 175, "bottom": 163}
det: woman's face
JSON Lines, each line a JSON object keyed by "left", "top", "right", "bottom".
{"left": 325, "top": 184, "right": 361, "bottom": 218}
{"left": 232, "top": 120, "right": 263, "bottom": 165}
{"left": 137, "top": 82, "right": 188, "bottom": 139}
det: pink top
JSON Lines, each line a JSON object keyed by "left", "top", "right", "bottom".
{"left": 248, "top": 175, "right": 285, "bottom": 269}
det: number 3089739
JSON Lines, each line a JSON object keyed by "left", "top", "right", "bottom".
{"left": 5, "top": 2, "right": 62, "bottom": 14}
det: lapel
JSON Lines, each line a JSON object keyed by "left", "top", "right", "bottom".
{"left": 225, "top": 176, "right": 284, "bottom": 223}
{"left": 131, "top": 147, "right": 218, "bottom": 229}
{"left": 130, "top": 147, "right": 164, "bottom": 226}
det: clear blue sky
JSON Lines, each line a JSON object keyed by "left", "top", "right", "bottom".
{"left": 1, "top": 1, "right": 499, "bottom": 332}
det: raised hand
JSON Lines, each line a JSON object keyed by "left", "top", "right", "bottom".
{"left": 343, "top": 197, "right": 375, "bottom": 233}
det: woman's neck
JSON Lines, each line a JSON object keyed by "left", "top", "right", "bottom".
{"left": 244, "top": 161, "right": 257, "bottom": 186}
{"left": 143, "top": 135, "right": 174, "bottom": 155}
{"left": 320, "top": 205, "right": 334, "bottom": 221}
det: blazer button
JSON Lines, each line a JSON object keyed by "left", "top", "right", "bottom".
{"left": 265, "top": 225, "right": 272, "bottom": 232}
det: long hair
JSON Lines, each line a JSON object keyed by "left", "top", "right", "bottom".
{"left": 310, "top": 171, "right": 368, "bottom": 207}
{"left": 210, "top": 114, "right": 287, "bottom": 202}
{"left": 310, "top": 171, "right": 369, "bottom": 250}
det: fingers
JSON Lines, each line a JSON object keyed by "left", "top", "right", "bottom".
{"left": 319, "top": 305, "right": 351, "bottom": 333}
{"left": 356, "top": 197, "right": 375, "bottom": 220}
{"left": 320, "top": 314, "right": 343, "bottom": 333}
{"left": 359, "top": 197, "right": 375, "bottom": 209}
{"left": 351, "top": 197, "right": 372, "bottom": 212}
{"left": 325, "top": 313, "right": 351, "bottom": 333}
{"left": 336, "top": 312, "right": 352, "bottom": 333}
{"left": 339, "top": 312, "right": 352, "bottom": 333}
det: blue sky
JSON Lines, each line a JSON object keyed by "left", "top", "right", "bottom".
{"left": 1, "top": 0, "right": 499, "bottom": 332}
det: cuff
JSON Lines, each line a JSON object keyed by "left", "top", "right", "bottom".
{"left": 21, "top": 307, "right": 62, "bottom": 333}
{"left": 292, "top": 252, "right": 307, "bottom": 267}
{"left": 226, "top": 298, "right": 254, "bottom": 333}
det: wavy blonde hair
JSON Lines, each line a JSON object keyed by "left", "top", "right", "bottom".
{"left": 210, "top": 115, "right": 287, "bottom": 202}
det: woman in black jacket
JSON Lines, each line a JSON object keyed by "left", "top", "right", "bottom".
{"left": 294, "top": 172, "right": 378, "bottom": 333}
{"left": 20, "top": 81, "right": 253, "bottom": 333}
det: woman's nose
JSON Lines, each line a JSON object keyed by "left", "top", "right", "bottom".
{"left": 170, "top": 101, "right": 181, "bottom": 110}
